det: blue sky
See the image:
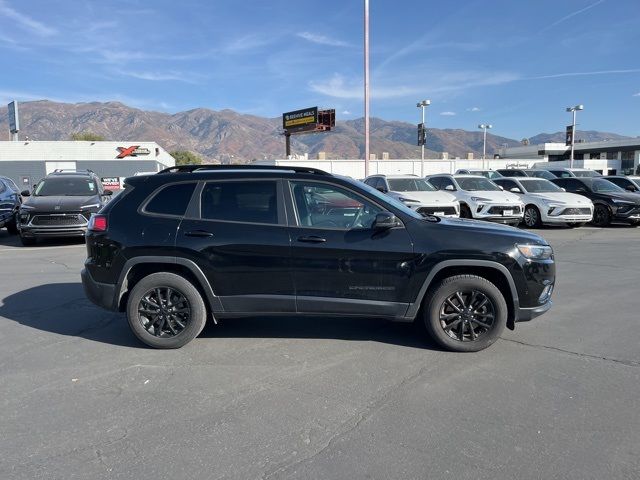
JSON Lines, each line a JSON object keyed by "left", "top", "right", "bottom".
{"left": 0, "top": 0, "right": 639, "bottom": 139}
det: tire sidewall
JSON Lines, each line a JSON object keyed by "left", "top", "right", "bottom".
{"left": 127, "top": 272, "right": 206, "bottom": 349}
{"left": 524, "top": 205, "right": 541, "bottom": 228}
{"left": 592, "top": 204, "right": 611, "bottom": 227}
{"left": 424, "top": 276, "right": 507, "bottom": 352}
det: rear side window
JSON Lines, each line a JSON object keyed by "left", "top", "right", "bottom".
{"left": 145, "top": 182, "right": 196, "bottom": 217}
{"left": 201, "top": 181, "right": 278, "bottom": 224}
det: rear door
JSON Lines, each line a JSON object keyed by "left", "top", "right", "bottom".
{"left": 286, "top": 179, "right": 417, "bottom": 317}
{"left": 177, "top": 178, "right": 295, "bottom": 313}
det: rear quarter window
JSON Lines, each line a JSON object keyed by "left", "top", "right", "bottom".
{"left": 144, "top": 182, "right": 197, "bottom": 217}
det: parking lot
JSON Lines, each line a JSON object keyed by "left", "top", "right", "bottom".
{"left": 0, "top": 226, "right": 638, "bottom": 480}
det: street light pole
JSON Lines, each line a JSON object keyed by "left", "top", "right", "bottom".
{"left": 566, "top": 104, "right": 584, "bottom": 168}
{"left": 417, "top": 99, "right": 431, "bottom": 177}
{"left": 364, "top": 0, "right": 370, "bottom": 177}
{"left": 478, "top": 124, "right": 492, "bottom": 168}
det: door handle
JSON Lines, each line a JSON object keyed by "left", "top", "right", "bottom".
{"left": 185, "top": 230, "right": 214, "bottom": 238}
{"left": 297, "top": 235, "right": 326, "bottom": 243}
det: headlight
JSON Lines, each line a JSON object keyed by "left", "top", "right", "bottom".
{"left": 398, "top": 197, "right": 420, "bottom": 204}
{"left": 517, "top": 244, "right": 553, "bottom": 260}
{"left": 470, "top": 197, "right": 491, "bottom": 202}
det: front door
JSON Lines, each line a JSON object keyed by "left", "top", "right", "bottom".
{"left": 178, "top": 178, "right": 295, "bottom": 313}
{"left": 287, "top": 180, "right": 417, "bottom": 317}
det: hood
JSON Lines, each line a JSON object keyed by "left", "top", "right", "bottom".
{"left": 421, "top": 216, "right": 548, "bottom": 245}
{"left": 464, "top": 190, "right": 521, "bottom": 203}
{"left": 391, "top": 190, "right": 457, "bottom": 205}
{"left": 22, "top": 195, "right": 100, "bottom": 211}
{"left": 527, "top": 192, "right": 592, "bottom": 204}
{"left": 604, "top": 191, "right": 640, "bottom": 204}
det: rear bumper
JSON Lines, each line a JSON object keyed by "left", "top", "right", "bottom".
{"left": 81, "top": 267, "right": 118, "bottom": 311}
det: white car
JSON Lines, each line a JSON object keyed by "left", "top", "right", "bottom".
{"left": 493, "top": 177, "right": 594, "bottom": 228}
{"left": 362, "top": 174, "right": 459, "bottom": 217}
{"left": 427, "top": 174, "right": 524, "bottom": 225}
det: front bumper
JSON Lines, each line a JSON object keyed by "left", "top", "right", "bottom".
{"left": 81, "top": 268, "right": 118, "bottom": 311}
{"left": 20, "top": 225, "right": 88, "bottom": 238}
{"left": 413, "top": 203, "right": 460, "bottom": 218}
{"left": 472, "top": 203, "right": 524, "bottom": 223}
{"left": 515, "top": 300, "right": 553, "bottom": 322}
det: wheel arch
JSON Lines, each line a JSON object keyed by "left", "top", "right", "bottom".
{"left": 407, "top": 260, "right": 519, "bottom": 330}
{"left": 115, "top": 256, "right": 222, "bottom": 316}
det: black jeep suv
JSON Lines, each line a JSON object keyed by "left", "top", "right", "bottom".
{"left": 82, "top": 165, "right": 555, "bottom": 352}
{"left": 18, "top": 169, "right": 112, "bottom": 245}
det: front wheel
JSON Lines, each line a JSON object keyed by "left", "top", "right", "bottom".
{"left": 423, "top": 275, "right": 507, "bottom": 352}
{"left": 20, "top": 235, "right": 36, "bottom": 246}
{"left": 6, "top": 216, "right": 18, "bottom": 234}
{"left": 523, "top": 205, "right": 542, "bottom": 228}
{"left": 460, "top": 204, "right": 472, "bottom": 219}
{"left": 591, "top": 204, "right": 612, "bottom": 227}
{"left": 126, "top": 272, "right": 207, "bottom": 349}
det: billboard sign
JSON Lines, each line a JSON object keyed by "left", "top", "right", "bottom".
{"left": 116, "top": 145, "right": 151, "bottom": 158}
{"left": 565, "top": 125, "right": 574, "bottom": 146}
{"left": 283, "top": 107, "right": 318, "bottom": 132}
{"left": 101, "top": 177, "right": 122, "bottom": 191}
{"left": 8, "top": 101, "right": 19, "bottom": 134}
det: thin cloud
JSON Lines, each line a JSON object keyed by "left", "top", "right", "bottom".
{"left": 297, "top": 32, "right": 350, "bottom": 47}
{"left": 467, "top": 107, "right": 481, "bottom": 112}
{"left": 530, "top": 68, "right": 640, "bottom": 80}
{"left": 0, "top": 0, "right": 57, "bottom": 36}
{"left": 541, "top": 0, "right": 606, "bottom": 32}
{"left": 309, "top": 74, "right": 420, "bottom": 99}
{"left": 633, "top": 92, "right": 640, "bottom": 97}
{"left": 440, "top": 111, "right": 456, "bottom": 116}
{"left": 342, "top": 110, "right": 351, "bottom": 115}
{"left": 115, "top": 70, "right": 203, "bottom": 84}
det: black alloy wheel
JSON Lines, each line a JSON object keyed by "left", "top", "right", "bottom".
{"left": 591, "top": 204, "right": 612, "bottom": 227}
{"left": 127, "top": 272, "right": 207, "bottom": 349}
{"left": 138, "top": 287, "right": 191, "bottom": 338}
{"left": 523, "top": 205, "right": 542, "bottom": 228}
{"left": 423, "top": 274, "right": 507, "bottom": 352}
{"left": 438, "top": 290, "right": 495, "bottom": 342}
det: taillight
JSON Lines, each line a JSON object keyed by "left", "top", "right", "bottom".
{"left": 88, "top": 214, "right": 108, "bottom": 232}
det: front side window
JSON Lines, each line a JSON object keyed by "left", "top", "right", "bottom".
{"left": 201, "top": 180, "right": 278, "bottom": 224}
{"left": 563, "top": 179, "right": 588, "bottom": 192}
{"left": 456, "top": 177, "right": 501, "bottom": 192}
{"left": 387, "top": 178, "right": 436, "bottom": 192}
{"left": 591, "top": 179, "right": 624, "bottom": 193}
{"left": 290, "top": 181, "right": 383, "bottom": 229}
{"left": 35, "top": 177, "right": 98, "bottom": 196}
{"left": 495, "top": 179, "right": 518, "bottom": 191}
{"left": 145, "top": 182, "right": 196, "bottom": 217}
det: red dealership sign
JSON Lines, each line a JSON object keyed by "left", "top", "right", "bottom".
{"left": 116, "top": 145, "right": 151, "bottom": 158}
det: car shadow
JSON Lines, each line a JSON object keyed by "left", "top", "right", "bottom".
{"left": 0, "top": 229, "right": 85, "bottom": 248}
{"left": 0, "top": 282, "right": 440, "bottom": 351}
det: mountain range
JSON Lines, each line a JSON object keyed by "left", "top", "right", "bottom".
{"left": 0, "top": 100, "right": 632, "bottom": 163}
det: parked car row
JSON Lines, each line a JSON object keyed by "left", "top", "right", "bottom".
{"left": 360, "top": 167, "right": 640, "bottom": 228}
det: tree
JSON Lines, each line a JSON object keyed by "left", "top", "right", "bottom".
{"left": 71, "top": 131, "right": 105, "bottom": 141}
{"left": 170, "top": 150, "right": 203, "bottom": 166}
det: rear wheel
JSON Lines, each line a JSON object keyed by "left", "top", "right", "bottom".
{"left": 422, "top": 275, "right": 507, "bottom": 352}
{"left": 523, "top": 205, "right": 542, "bottom": 228}
{"left": 126, "top": 272, "right": 207, "bottom": 349}
{"left": 591, "top": 204, "right": 612, "bottom": 227}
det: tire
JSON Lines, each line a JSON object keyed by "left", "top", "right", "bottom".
{"left": 6, "top": 216, "right": 18, "bottom": 235}
{"left": 523, "top": 205, "right": 542, "bottom": 228}
{"left": 126, "top": 272, "right": 207, "bottom": 349}
{"left": 591, "top": 204, "right": 612, "bottom": 227}
{"left": 422, "top": 275, "right": 507, "bottom": 352}
{"left": 566, "top": 222, "right": 586, "bottom": 228}
{"left": 20, "top": 235, "right": 36, "bottom": 246}
{"left": 460, "top": 204, "right": 472, "bottom": 219}
{"left": 628, "top": 220, "right": 640, "bottom": 227}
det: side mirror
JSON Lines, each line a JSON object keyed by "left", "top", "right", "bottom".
{"left": 373, "top": 212, "right": 399, "bottom": 230}
{"left": 575, "top": 188, "right": 586, "bottom": 193}
{"left": 498, "top": 185, "right": 504, "bottom": 191}
{"left": 103, "top": 190, "right": 113, "bottom": 196}
{"left": 509, "top": 187, "right": 522, "bottom": 194}
{"left": 444, "top": 185, "right": 455, "bottom": 191}
{"left": 21, "top": 190, "right": 31, "bottom": 197}
{"left": 376, "top": 186, "right": 388, "bottom": 193}
{"left": 560, "top": 187, "right": 566, "bottom": 192}
{"left": 625, "top": 185, "right": 637, "bottom": 192}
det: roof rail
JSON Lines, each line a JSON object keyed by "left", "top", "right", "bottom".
{"left": 51, "top": 168, "right": 95, "bottom": 174}
{"left": 158, "top": 164, "right": 330, "bottom": 175}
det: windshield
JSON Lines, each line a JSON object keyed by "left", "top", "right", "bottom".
{"left": 35, "top": 177, "right": 98, "bottom": 196}
{"left": 470, "top": 170, "right": 502, "bottom": 180}
{"left": 526, "top": 170, "right": 554, "bottom": 180}
{"left": 573, "top": 170, "right": 602, "bottom": 177}
{"left": 340, "top": 176, "right": 423, "bottom": 219}
{"left": 591, "top": 179, "right": 624, "bottom": 193}
{"left": 520, "top": 179, "right": 562, "bottom": 193}
{"left": 456, "top": 177, "right": 502, "bottom": 192}
{"left": 387, "top": 178, "right": 436, "bottom": 192}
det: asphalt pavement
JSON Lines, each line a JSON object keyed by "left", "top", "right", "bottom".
{"left": 0, "top": 226, "right": 638, "bottom": 480}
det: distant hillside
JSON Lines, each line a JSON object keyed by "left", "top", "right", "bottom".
{"left": 528, "top": 131, "right": 632, "bottom": 144}
{"left": 0, "top": 100, "right": 632, "bottom": 162}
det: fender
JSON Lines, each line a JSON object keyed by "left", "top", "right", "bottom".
{"left": 403, "top": 259, "right": 520, "bottom": 320}
{"left": 116, "top": 256, "right": 223, "bottom": 313}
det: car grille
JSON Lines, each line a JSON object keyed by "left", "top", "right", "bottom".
{"left": 559, "top": 208, "right": 591, "bottom": 215}
{"left": 417, "top": 206, "right": 457, "bottom": 216}
{"left": 487, "top": 205, "right": 521, "bottom": 215}
{"left": 31, "top": 214, "right": 87, "bottom": 226}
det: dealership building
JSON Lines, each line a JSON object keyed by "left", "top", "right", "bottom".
{"left": 0, "top": 141, "right": 175, "bottom": 190}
